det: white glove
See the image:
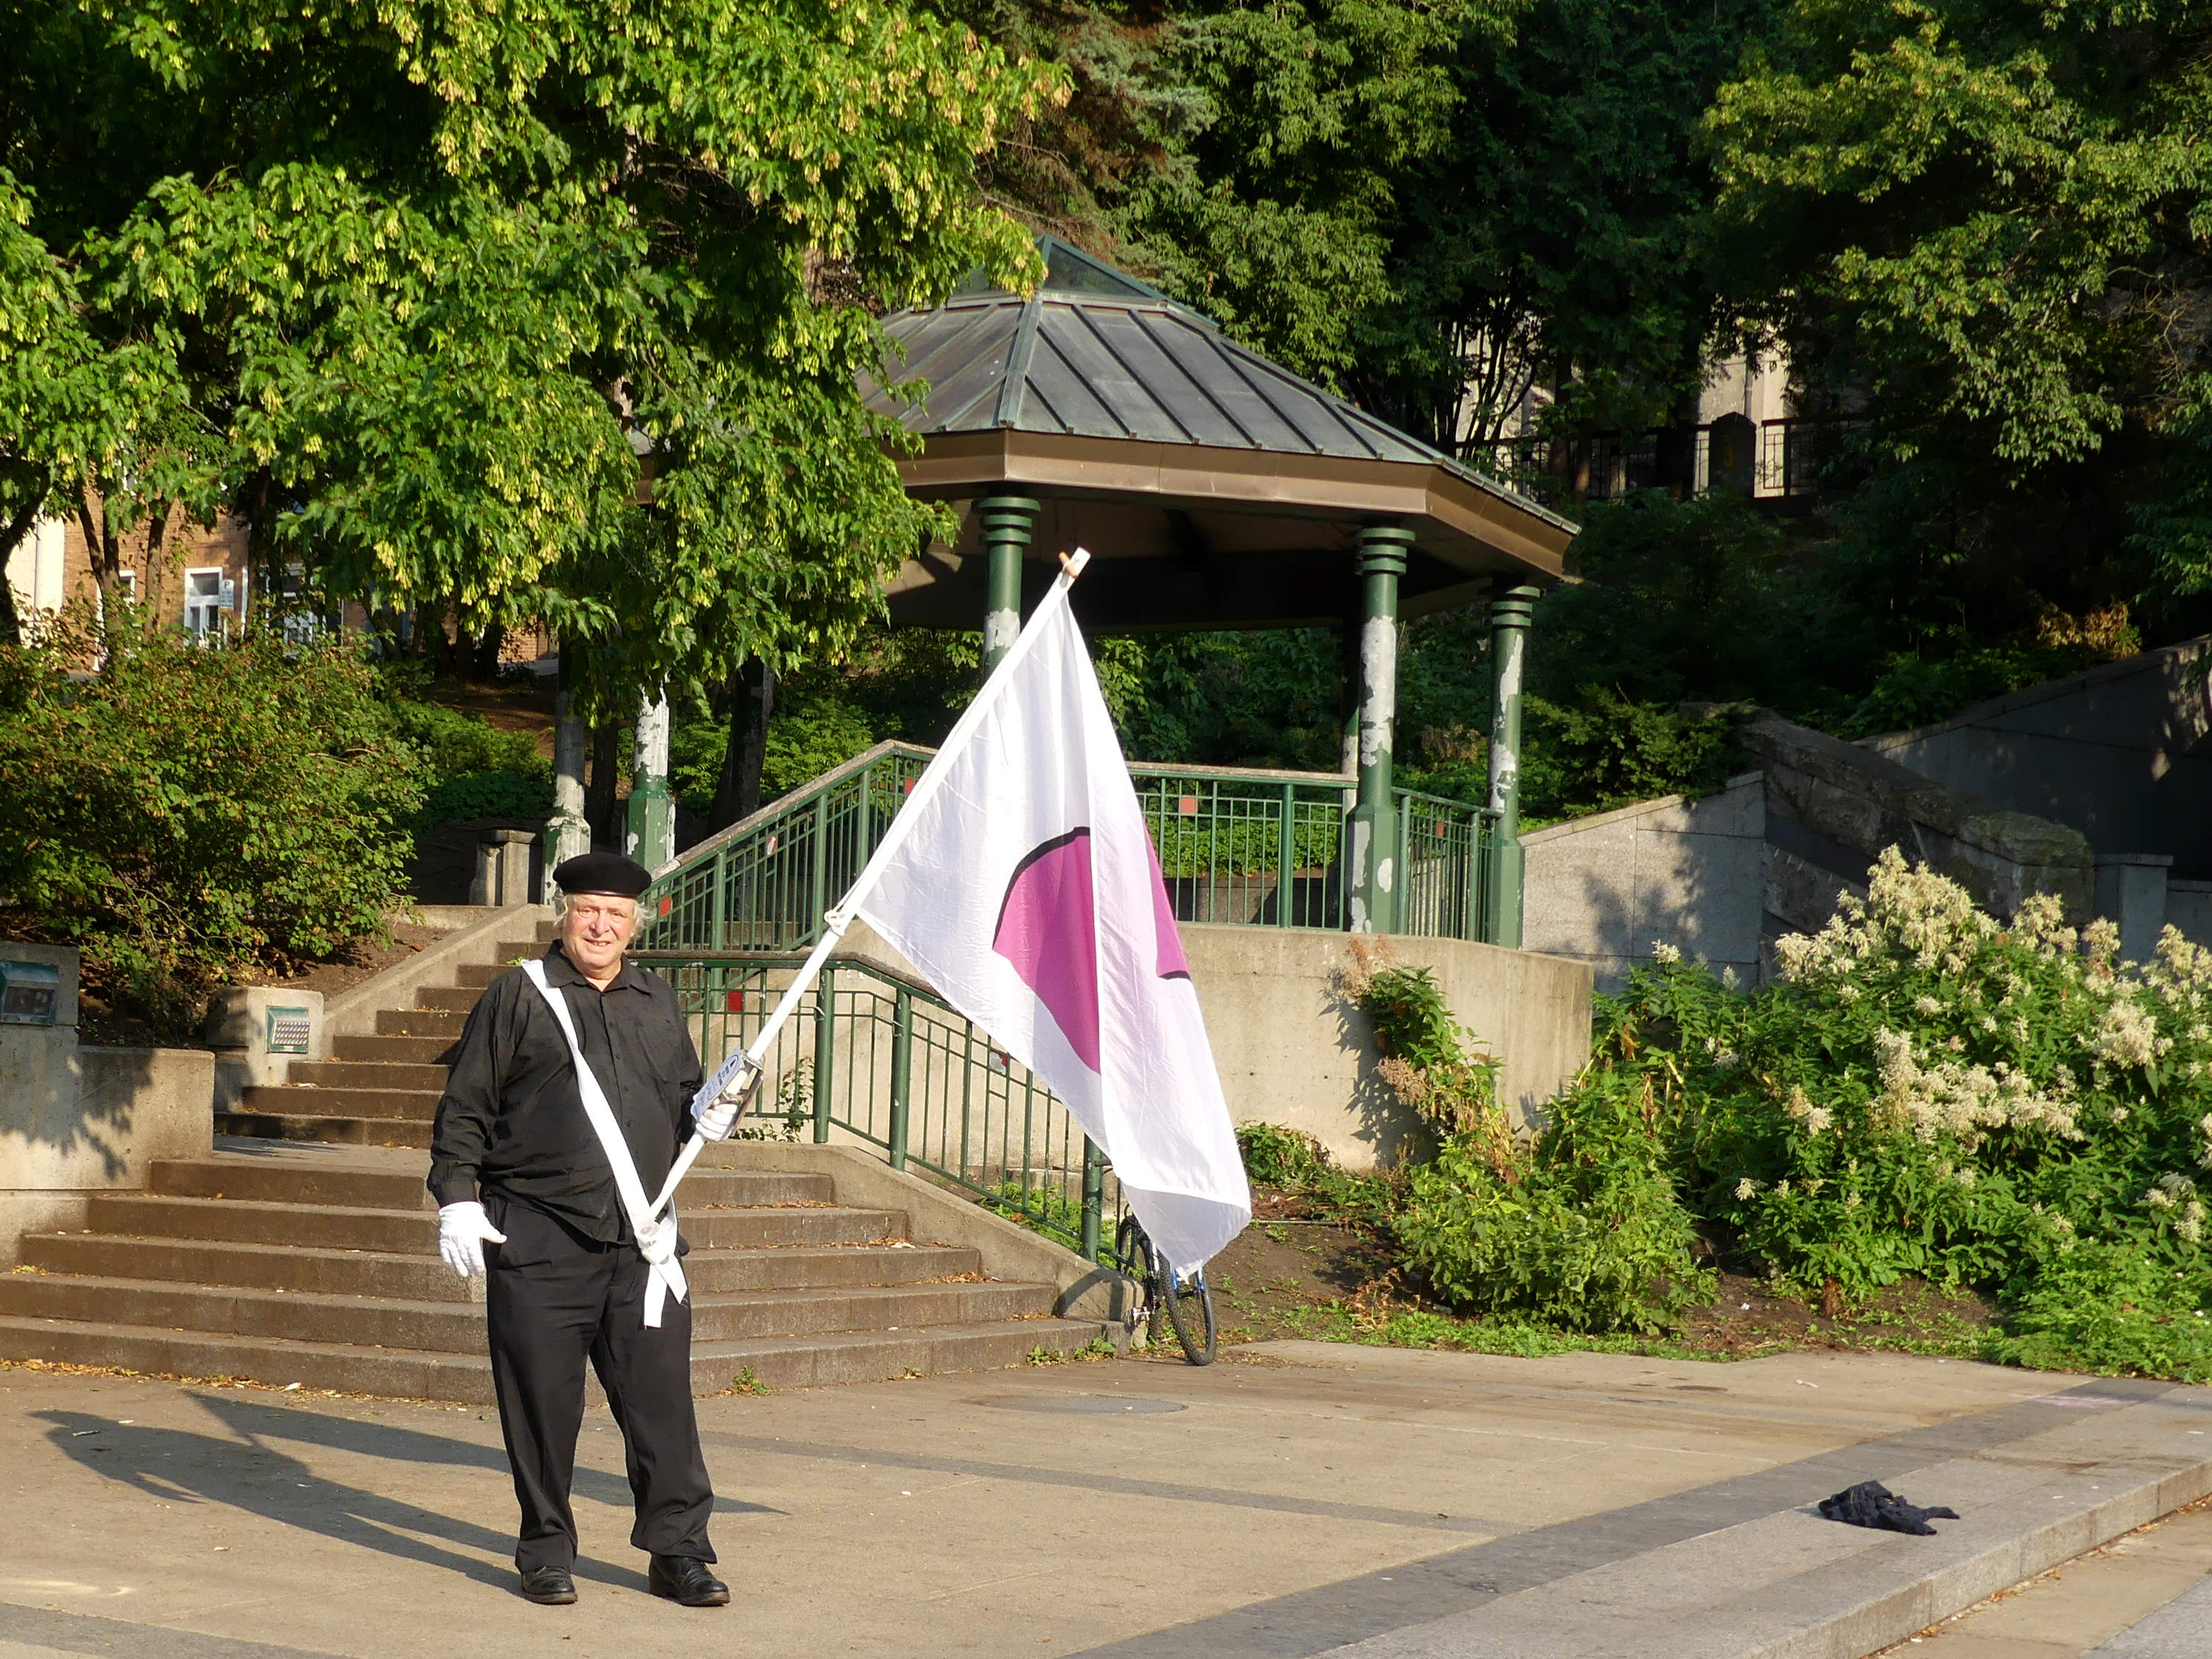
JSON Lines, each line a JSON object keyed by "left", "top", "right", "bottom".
{"left": 696, "top": 1063, "right": 759, "bottom": 1142}
{"left": 635, "top": 1210, "right": 679, "bottom": 1266}
{"left": 438, "top": 1201, "right": 507, "bottom": 1279}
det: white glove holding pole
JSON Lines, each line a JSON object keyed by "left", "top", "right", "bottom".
{"left": 438, "top": 1201, "right": 507, "bottom": 1278}
{"left": 694, "top": 1059, "right": 760, "bottom": 1143}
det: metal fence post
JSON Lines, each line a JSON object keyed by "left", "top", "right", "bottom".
{"left": 1276, "top": 782, "right": 1295, "bottom": 927}
{"left": 1080, "top": 1136, "right": 1105, "bottom": 1263}
{"left": 888, "top": 987, "right": 913, "bottom": 1171}
{"left": 812, "top": 965, "right": 835, "bottom": 1144}
{"left": 807, "top": 788, "right": 831, "bottom": 949}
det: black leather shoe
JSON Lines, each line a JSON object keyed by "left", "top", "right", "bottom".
{"left": 648, "top": 1555, "right": 729, "bottom": 1608}
{"left": 519, "top": 1565, "right": 577, "bottom": 1605}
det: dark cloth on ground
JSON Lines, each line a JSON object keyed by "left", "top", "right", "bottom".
{"left": 484, "top": 1191, "right": 716, "bottom": 1573}
{"left": 427, "top": 943, "right": 704, "bottom": 1243}
{"left": 1816, "top": 1480, "right": 1960, "bottom": 1535}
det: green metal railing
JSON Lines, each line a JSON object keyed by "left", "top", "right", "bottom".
{"left": 640, "top": 949, "right": 1126, "bottom": 1263}
{"left": 636, "top": 741, "right": 1501, "bottom": 954}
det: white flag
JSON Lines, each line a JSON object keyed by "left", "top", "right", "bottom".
{"left": 852, "top": 570, "right": 1251, "bottom": 1274}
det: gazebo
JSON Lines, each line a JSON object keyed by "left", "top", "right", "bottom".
{"left": 861, "top": 238, "right": 1577, "bottom": 941}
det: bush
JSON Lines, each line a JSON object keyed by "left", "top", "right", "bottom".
{"left": 414, "top": 770, "right": 554, "bottom": 828}
{"left": 1523, "top": 847, "right": 2212, "bottom": 1377}
{"left": 0, "top": 628, "right": 427, "bottom": 1030}
{"left": 387, "top": 695, "right": 542, "bottom": 777}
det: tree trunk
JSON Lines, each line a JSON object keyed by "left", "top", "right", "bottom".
{"left": 465, "top": 621, "right": 506, "bottom": 678}
{"left": 586, "top": 720, "right": 621, "bottom": 849}
{"left": 709, "top": 656, "right": 777, "bottom": 831}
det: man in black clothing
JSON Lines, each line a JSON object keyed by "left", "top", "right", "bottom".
{"left": 429, "top": 852, "right": 743, "bottom": 1608}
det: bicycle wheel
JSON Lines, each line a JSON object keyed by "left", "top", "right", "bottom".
{"left": 1157, "top": 1260, "right": 1218, "bottom": 1366}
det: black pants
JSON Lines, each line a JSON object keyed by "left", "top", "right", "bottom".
{"left": 482, "top": 1192, "right": 716, "bottom": 1573}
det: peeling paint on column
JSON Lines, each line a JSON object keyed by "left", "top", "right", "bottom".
{"left": 984, "top": 609, "right": 1021, "bottom": 660}
{"left": 1358, "top": 613, "right": 1396, "bottom": 773}
{"left": 548, "top": 693, "right": 591, "bottom": 867}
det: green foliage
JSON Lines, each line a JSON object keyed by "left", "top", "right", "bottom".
{"left": 1349, "top": 959, "right": 1709, "bottom": 1332}
{"left": 1706, "top": 0, "right": 2212, "bottom": 479}
{"left": 1521, "top": 688, "right": 1732, "bottom": 824}
{"left": 386, "top": 699, "right": 543, "bottom": 782}
{"left": 0, "top": 627, "right": 425, "bottom": 1027}
{"left": 1235, "top": 1121, "right": 1399, "bottom": 1227}
{"left": 2, "top": 0, "right": 1063, "bottom": 708}
{"left": 414, "top": 771, "right": 555, "bottom": 830}
{"left": 1236, "top": 1122, "right": 1334, "bottom": 1188}
{"left": 1541, "top": 849, "right": 2212, "bottom": 1378}
{"left": 1357, "top": 0, "right": 1795, "bottom": 449}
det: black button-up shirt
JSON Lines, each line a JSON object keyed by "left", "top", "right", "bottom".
{"left": 427, "top": 944, "right": 703, "bottom": 1243}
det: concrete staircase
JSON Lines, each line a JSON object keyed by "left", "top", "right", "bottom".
{"left": 213, "top": 921, "right": 547, "bottom": 1146}
{"left": 0, "top": 918, "right": 1107, "bottom": 1399}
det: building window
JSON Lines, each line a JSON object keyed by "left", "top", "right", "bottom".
{"left": 184, "top": 568, "right": 233, "bottom": 641}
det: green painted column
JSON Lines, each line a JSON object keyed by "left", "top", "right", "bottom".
{"left": 1348, "top": 525, "right": 1414, "bottom": 934}
{"left": 1484, "top": 581, "right": 1541, "bottom": 947}
{"left": 977, "top": 496, "right": 1039, "bottom": 676}
{"left": 625, "top": 690, "right": 675, "bottom": 871}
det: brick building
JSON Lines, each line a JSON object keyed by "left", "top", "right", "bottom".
{"left": 5, "top": 509, "right": 254, "bottom": 640}
{"left": 5, "top": 507, "right": 554, "bottom": 666}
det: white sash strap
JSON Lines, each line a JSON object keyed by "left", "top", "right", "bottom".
{"left": 521, "top": 959, "right": 688, "bottom": 1327}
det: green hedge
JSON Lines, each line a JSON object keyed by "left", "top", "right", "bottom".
{"left": 0, "top": 629, "right": 427, "bottom": 1027}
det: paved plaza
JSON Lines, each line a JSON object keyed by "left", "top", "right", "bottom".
{"left": 1, "top": 1343, "right": 2208, "bottom": 1658}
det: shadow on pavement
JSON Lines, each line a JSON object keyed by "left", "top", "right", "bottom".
{"left": 34, "top": 1392, "right": 777, "bottom": 1596}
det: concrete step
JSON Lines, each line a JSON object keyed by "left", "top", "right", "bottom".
{"left": 241, "top": 1085, "right": 441, "bottom": 1121}
{"left": 691, "top": 1316, "right": 1105, "bottom": 1394}
{"left": 15, "top": 1234, "right": 982, "bottom": 1301}
{"left": 0, "top": 1313, "right": 495, "bottom": 1402}
{"left": 38, "top": 1195, "right": 905, "bottom": 1257}
{"left": 84, "top": 1194, "right": 439, "bottom": 1252}
{"left": 148, "top": 1157, "right": 837, "bottom": 1213}
{"left": 0, "top": 1273, "right": 1054, "bottom": 1354}
{"left": 331, "top": 1033, "right": 457, "bottom": 1066}
{"left": 374, "top": 1007, "right": 470, "bottom": 1038}
{"left": 214, "top": 1112, "right": 431, "bottom": 1147}
{"left": 285, "top": 1060, "right": 451, "bottom": 1091}
{"left": 414, "top": 985, "right": 486, "bottom": 1013}
{"left": 0, "top": 1309, "right": 1103, "bottom": 1404}
{"left": 151, "top": 1158, "right": 438, "bottom": 1211}
{"left": 681, "top": 1205, "right": 906, "bottom": 1249}
{"left": 453, "top": 963, "right": 524, "bottom": 990}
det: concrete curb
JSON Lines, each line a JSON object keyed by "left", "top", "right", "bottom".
{"left": 318, "top": 905, "right": 548, "bottom": 1052}
{"left": 1323, "top": 1383, "right": 2212, "bottom": 1659}
{"left": 704, "top": 1141, "right": 1131, "bottom": 1327}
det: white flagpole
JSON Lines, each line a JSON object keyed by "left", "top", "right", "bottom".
{"left": 647, "top": 549, "right": 1091, "bottom": 1215}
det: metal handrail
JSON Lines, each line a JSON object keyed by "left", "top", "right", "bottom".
{"left": 635, "top": 742, "right": 1502, "bottom": 954}
{"left": 637, "top": 946, "right": 1124, "bottom": 1263}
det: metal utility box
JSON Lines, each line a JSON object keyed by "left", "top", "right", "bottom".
{"left": 0, "top": 959, "right": 63, "bottom": 1027}
{"left": 265, "top": 1005, "right": 313, "bottom": 1055}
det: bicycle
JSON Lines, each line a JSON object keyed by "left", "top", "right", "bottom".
{"left": 1115, "top": 1213, "right": 1217, "bottom": 1366}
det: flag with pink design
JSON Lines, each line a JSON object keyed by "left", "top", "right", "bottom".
{"left": 852, "top": 571, "right": 1251, "bottom": 1274}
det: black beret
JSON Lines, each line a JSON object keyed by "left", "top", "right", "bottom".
{"left": 552, "top": 852, "right": 653, "bottom": 897}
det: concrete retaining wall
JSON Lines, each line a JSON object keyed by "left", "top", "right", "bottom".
{"left": 1181, "top": 924, "right": 1592, "bottom": 1169}
{"left": 1866, "top": 636, "right": 2212, "bottom": 880}
{"left": 697, "top": 919, "right": 1594, "bottom": 1177}
{"left": 1522, "top": 774, "right": 1765, "bottom": 990}
{"left": 0, "top": 945, "right": 213, "bottom": 1265}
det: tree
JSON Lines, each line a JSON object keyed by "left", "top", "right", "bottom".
{"left": 1704, "top": 1, "right": 2212, "bottom": 604}
{"left": 1, "top": 0, "right": 1065, "bottom": 702}
{"left": 1352, "top": 0, "right": 1793, "bottom": 457}
{"left": 943, "top": 0, "right": 1509, "bottom": 386}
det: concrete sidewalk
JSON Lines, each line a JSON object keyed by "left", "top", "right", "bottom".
{"left": 0, "top": 1342, "right": 2205, "bottom": 1659}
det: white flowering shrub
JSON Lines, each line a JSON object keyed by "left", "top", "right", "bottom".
{"left": 1623, "top": 847, "right": 2212, "bottom": 1379}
